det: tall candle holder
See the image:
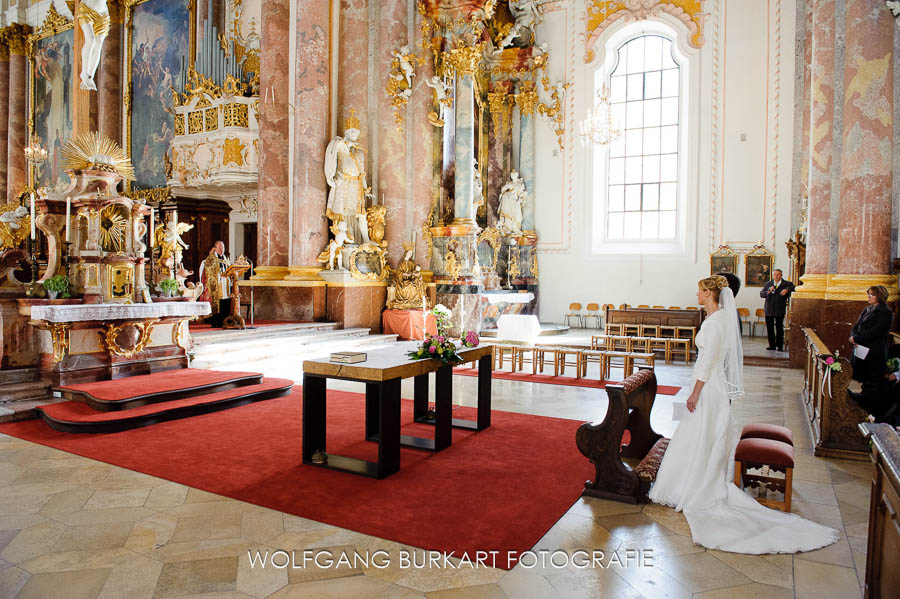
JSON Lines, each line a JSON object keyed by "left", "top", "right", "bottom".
{"left": 61, "top": 241, "right": 72, "bottom": 283}
{"left": 25, "top": 237, "right": 46, "bottom": 298}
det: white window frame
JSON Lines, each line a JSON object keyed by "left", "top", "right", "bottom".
{"left": 584, "top": 18, "right": 700, "bottom": 260}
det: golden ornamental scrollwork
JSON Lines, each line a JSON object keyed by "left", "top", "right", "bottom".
{"left": 0, "top": 202, "right": 32, "bottom": 250}
{"left": 444, "top": 241, "right": 462, "bottom": 281}
{"left": 444, "top": 42, "right": 486, "bottom": 76}
{"left": 349, "top": 243, "right": 389, "bottom": 282}
{"left": 36, "top": 4, "right": 73, "bottom": 38}
{"left": 530, "top": 251, "right": 539, "bottom": 278}
{"left": 487, "top": 91, "right": 513, "bottom": 134}
{"left": 126, "top": 187, "right": 171, "bottom": 204}
{"left": 223, "top": 102, "right": 249, "bottom": 127}
{"left": 386, "top": 46, "right": 425, "bottom": 132}
{"left": 508, "top": 248, "right": 520, "bottom": 279}
{"left": 172, "top": 319, "right": 190, "bottom": 350}
{"left": 422, "top": 203, "right": 436, "bottom": 262}
{"left": 514, "top": 90, "right": 538, "bottom": 117}
{"left": 585, "top": 1, "right": 706, "bottom": 63}
{"left": 222, "top": 138, "right": 245, "bottom": 167}
{"left": 48, "top": 323, "right": 70, "bottom": 363}
{"left": 101, "top": 320, "right": 157, "bottom": 359}
{"left": 4, "top": 23, "right": 33, "bottom": 57}
{"left": 477, "top": 226, "right": 502, "bottom": 271}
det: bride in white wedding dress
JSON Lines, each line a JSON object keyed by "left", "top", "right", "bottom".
{"left": 649, "top": 275, "right": 839, "bottom": 554}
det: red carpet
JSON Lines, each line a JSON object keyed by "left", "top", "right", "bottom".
{"left": 453, "top": 368, "right": 682, "bottom": 395}
{"left": 0, "top": 390, "right": 592, "bottom": 568}
{"left": 58, "top": 369, "right": 261, "bottom": 401}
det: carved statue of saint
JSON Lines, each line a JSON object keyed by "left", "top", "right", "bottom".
{"left": 386, "top": 243, "right": 426, "bottom": 310}
{"left": 497, "top": 171, "right": 527, "bottom": 236}
{"left": 324, "top": 112, "right": 372, "bottom": 244}
{"left": 71, "top": 0, "right": 111, "bottom": 91}
{"left": 509, "top": 0, "right": 546, "bottom": 36}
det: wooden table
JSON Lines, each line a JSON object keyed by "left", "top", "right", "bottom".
{"left": 302, "top": 341, "right": 494, "bottom": 479}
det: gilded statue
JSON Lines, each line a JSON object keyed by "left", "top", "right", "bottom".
{"left": 316, "top": 221, "right": 352, "bottom": 271}
{"left": 386, "top": 242, "right": 426, "bottom": 310}
{"left": 324, "top": 110, "right": 372, "bottom": 244}
{"left": 154, "top": 221, "right": 192, "bottom": 278}
{"left": 366, "top": 204, "right": 387, "bottom": 247}
{"left": 69, "top": 0, "right": 111, "bottom": 90}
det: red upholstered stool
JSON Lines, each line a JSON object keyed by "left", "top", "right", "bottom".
{"left": 733, "top": 438, "right": 794, "bottom": 512}
{"left": 740, "top": 423, "right": 793, "bottom": 446}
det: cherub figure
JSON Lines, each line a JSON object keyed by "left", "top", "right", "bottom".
{"left": 391, "top": 45, "right": 416, "bottom": 88}
{"left": 0, "top": 206, "right": 28, "bottom": 230}
{"left": 317, "top": 220, "right": 352, "bottom": 271}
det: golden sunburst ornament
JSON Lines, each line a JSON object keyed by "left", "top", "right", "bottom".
{"left": 98, "top": 204, "right": 128, "bottom": 253}
{"left": 61, "top": 132, "right": 135, "bottom": 182}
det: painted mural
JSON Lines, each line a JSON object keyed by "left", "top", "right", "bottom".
{"left": 32, "top": 29, "right": 74, "bottom": 192}
{"left": 130, "top": 0, "right": 190, "bottom": 188}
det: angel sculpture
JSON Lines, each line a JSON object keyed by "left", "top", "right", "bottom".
{"left": 391, "top": 45, "right": 416, "bottom": 88}
{"left": 317, "top": 220, "right": 352, "bottom": 271}
{"left": 425, "top": 76, "right": 452, "bottom": 127}
{"left": 72, "top": 0, "right": 111, "bottom": 90}
{"left": 154, "top": 221, "right": 192, "bottom": 278}
{"left": 0, "top": 206, "right": 28, "bottom": 230}
{"left": 510, "top": 0, "right": 547, "bottom": 36}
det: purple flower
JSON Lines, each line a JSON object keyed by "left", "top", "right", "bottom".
{"left": 429, "top": 345, "right": 436, "bottom": 354}
{"left": 437, "top": 335, "right": 445, "bottom": 343}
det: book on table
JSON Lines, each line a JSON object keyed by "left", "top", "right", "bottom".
{"left": 330, "top": 352, "right": 367, "bottom": 364}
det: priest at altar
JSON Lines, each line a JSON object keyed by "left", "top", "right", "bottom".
{"left": 199, "top": 241, "right": 232, "bottom": 328}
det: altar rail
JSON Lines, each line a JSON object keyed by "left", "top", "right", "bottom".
{"left": 801, "top": 327, "right": 869, "bottom": 460}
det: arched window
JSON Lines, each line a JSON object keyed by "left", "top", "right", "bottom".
{"left": 588, "top": 20, "right": 695, "bottom": 258}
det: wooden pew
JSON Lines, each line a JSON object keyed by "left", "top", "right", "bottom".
{"left": 801, "top": 327, "right": 869, "bottom": 460}
{"left": 575, "top": 368, "right": 666, "bottom": 504}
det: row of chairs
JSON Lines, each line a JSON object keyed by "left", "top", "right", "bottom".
{"left": 591, "top": 334, "right": 692, "bottom": 364}
{"left": 565, "top": 303, "right": 700, "bottom": 329}
{"left": 493, "top": 344, "right": 656, "bottom": 380}
{"left": 604, "top": 323, "right": 697, "bottom": 350}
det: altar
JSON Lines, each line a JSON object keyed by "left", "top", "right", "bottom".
{"left": 480, "top": 290, "right": 538, "bottom": 330}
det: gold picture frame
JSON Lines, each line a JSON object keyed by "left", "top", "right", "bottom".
{"left": 744, "top": 245, "right": 774, "bottom": 288}
{"left": 710, "top": 245, "right": 738, "bottom": 277}
{"left": 349, "top": 243, "right": 388, "bottom": 282}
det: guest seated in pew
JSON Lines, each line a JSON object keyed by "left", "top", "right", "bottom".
{"left": 849, "top": 285, "right": 894, "bottom": 392}
{"left": 849, "top": 344, "right": 900, "bottom": 427}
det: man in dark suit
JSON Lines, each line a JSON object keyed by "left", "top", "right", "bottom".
{"left": 759, "top": 268, "right": 794, "bottom": 351}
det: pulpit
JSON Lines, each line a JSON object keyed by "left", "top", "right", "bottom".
{"left": 222, "top": 258, "right": 251, "bottom": 329}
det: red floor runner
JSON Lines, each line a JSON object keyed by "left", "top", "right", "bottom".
{"left": 0, "top": 390, "right": 591, "bottom": 568}
{"left": 59, "top": 369, "right": 261, "bottom": 401}
{"left": 453, "top": 368, "right": 682, "bottom": 395}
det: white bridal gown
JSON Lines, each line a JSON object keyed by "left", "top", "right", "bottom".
{"left": 649, "top": 309, "right": 840, "bottom": 554}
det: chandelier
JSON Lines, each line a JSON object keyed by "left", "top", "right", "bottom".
{"left": 578, "top": 85, "right": 621, "bottom": 147}
{"left": 25, "top": 134, "right": 49, "bottom": 165}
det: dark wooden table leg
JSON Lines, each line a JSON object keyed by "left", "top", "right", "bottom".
{"left": 365, "top": 382, "right": 380, "bottom": 441}
{"left": 413, "top": 373, "right": 429, "bottom": 421}
{"left": 302, "top": 374, "right": 327, "bottom": 464}
{"left": 377, "top": 378, "right": 401, "bottom": 478}
{"left": 477, "top": 353, "right": 492, "bottom": 430}
{"left": 434, "top": 365, "right": 452, "bottom": 450}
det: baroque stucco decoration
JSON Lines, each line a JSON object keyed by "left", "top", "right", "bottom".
{"left": 584, "top": 0, "right": 706, "bottom": 62}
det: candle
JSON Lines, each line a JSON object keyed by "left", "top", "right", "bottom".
{"left": 65, "top": 197, "right": 70, "bottom": 242}
{"left": 29, "top": 193, "right": 35, "bottom": 240}
{"left": 149, "top": 208, "right": 154, "bottom": 248}
{"left": 422, "top": 295, "right": 427, "bottom": 336}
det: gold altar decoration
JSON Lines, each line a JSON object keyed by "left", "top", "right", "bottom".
{"left": 98, "top": 204, "right": 129, "bottom": 253}
{"left": 349, "top": 243, "right": 389, "bottom": 282}
{"left": 476, "top": 226, "right": 502, "bottom": 272}
{"left": 48, "top": 323, "right": 70, "bottom": 364}
{"left": 172, "top": 319, "right": 190, "bottom": 350}
{"left": 508, "top": 247, "right": 520, "bottom": 279}
{"left": 101, "top": 320, "right": 156, "bottom": 359}
{"left": 585, "top": 1, "right": 706, "bottom": 62}
{"left": 223, "top": 138, "right": 245, "bottom": 166}
{"left": 154, "top": 221, "right": 194, "bottom": 277}
{"left": 514, "top": 88, "right": 538, "bottom": 117}
{"left": 3, "top": 23, "right": 32, "bottom": 57}
{"left": 366, "top": 205, "right": 387, "bottom": 247}
{"left": 444, "top": 241, "right": 461, "bottom": 281}
{"left": 386, "top": 242, "right": 427, "bottom": 310}
{"left": 422, "top": 204, "right": 435, "bottom": 261}
{"left": 106, "top": 263, "right": 135, "bottom": 300}
{"left": 61, "top": 132, "right": 136, "bottom": 182}
{"left": 487, "top": 91, "right": 513, "bottom": 134}
{"left": 709, "top": 245, "right": 738, "bottom": 277}
{"left": 0, "top": 202, "right": 32, "bottom": 251}
{"left": 445, "top": 42, "right": 486, "bottom": 76}
{"left": 530, "top": 251, "right": 539, "bottom": 278}
{"left": 785, "top": 230, "right": 806, "bottom": 287}
{"left": 386, "top": 45, "right": 425, "bottom": 132}
{"left": 126, "top": 187, "right": 171, "bottom": 205}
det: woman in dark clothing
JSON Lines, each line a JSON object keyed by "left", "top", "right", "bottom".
{"left": 849, "top": 285, "right": 894, "bottom": 388}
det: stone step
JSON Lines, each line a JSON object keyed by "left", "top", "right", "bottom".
{"left": 0, "top": 368, "right": 38, "bottom": 385}
{"left": 0, "top": 398, "right": 65, "bottom": 424}
{"left": 191, "top": 327, "right": 373, "bottom": 355}
{"left": 0, "top": 380, "right": 53, "bottom": 404}
{"left": 190, "top": 322, "right": 341, "bottom": 345}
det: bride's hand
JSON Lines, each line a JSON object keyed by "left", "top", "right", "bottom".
{"left": 687, "top": 393, "right": 699, "bottom": 413}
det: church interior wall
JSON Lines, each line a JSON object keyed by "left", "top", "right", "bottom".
{"left": 533, "top": 0, "right": 798, "bottom": 321}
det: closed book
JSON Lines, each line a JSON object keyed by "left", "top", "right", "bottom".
{"left": 330, "top": 352, "right": 367, "bottom": 364}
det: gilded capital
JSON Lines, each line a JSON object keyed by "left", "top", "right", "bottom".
{"left": 487, "top": 91, "right": 512, "bottom": 132}
{"left": 0, "top": 38, "right": 9, "bottom": 62}
{"left": 446, "top": 43, "right": 485, "bottom": 75}
{"left": 514, "top": 90, "right": 537, "bottom": 117}
{"left": 3, "top": 23, "right": 33, "bottom": 56}
{"left": 107, "top": 0, "right": 127, "bottom": 24}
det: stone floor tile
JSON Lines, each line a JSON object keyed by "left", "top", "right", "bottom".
{"left": 640, "top": 503, "right": 692, "bottom": 536}
{"left": 593, "top": 512, "right": 675, "bottom": 543}
{"left": 655, "top": 552, "right": 752, "bottom": 593}
{"left": 543, "top": 567, "right": 644, "bottom": 599}
{"left": 144, "top": 483, "right": 189, "bottom": 512}
{"left": 19, "top": 547, "right": 136, "bottom": 574}
{"left": 0, "top": 520, "right": 67, "bottom": 564}
{"left": 124, "top": 514, "right": 180, "bottom": 555}
{"left": 613, "top": 562, "right": 692, "bottom": 599}
{"left": 693, "top": 582, "right": 794, "bottom": 599}
{"left": 240, "top": 510, "right": 284, "bottom": 544}
{"left": 154, "top": 556, "right": 239, "bottom": 597}
{"left": 54, "top": 507, "right": 156, "bottom": 526}
{"left": 266, "top": 575, "right": 395, "bottom": 599}
{"left": 15, "top": 567, "right": 110, "bottom": 599}
{"left": 96, "top": 554, "right": 163, "bottom": 599}
{"left": 148, "top": 538, "right": 259, "bottom": 563}
{"left": 170, "top": 513, "right": 244, "bottom": 544}
{"left": 497, "top": 570, "right": 559, "bottom": 599}
{"left": 707, "top": 550, "right": 793, "bottom": 588}
{"left": 185, "top": 488, "right": 231, "bottom": 504}
{"left": 791, "top": 500, "right": 844, "bottom": 529}
{"left": 0, "top": 564, "right": 31, "bottom": 598}
{"left": 53, "top": 521, "right": 136, "bottom": 553}
{"left": 791, "top": 480, "right": 838, "bottom": 506}
{"left": 39, "top": 486, "right": 95, "bottom": 516}
{"left": 424, "top": 582, "right": 507, "bottom": 598}
{"left": 565, "top": 496, "right": 643, "bottom": 519}
{"left": 84, "top": 488, "right": 153, "bottom": 511}
{"left": 794, "top": 558, "right": 861, "bottom": 599}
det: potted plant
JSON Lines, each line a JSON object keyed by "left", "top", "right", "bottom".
{"left": 42, "top": 275, "right": 68, "bottom": 300}
{"left": 157, "top": 278, "right": 180, "bottom": 298}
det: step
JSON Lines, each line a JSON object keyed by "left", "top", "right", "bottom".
{"left": 0, "top": 368, "right": 38, "bottom": 385}
{"left": 56, "top": 369, "right": 264, "bottom": 412}
{"left": 191, "top": 326, "right": 373, "bottom": 351}
{"left": 190, "top": 322, "right": 341, "bottom": 345}
{"left": 0, "top": 398, "right": 67, "bottom": 424}
{"left": 38, "top": 378, "right": 294, "bottom": 434}
{"left": 0, "top": 380, "right": 53, "bottom": 404}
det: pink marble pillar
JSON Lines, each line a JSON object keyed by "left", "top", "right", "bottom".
{"left": 0, "top": 44, "right": 9, "bottom": 202}
{"left": 411, "top": 14, "right": 437, "bottom": 266}
{"left": 256, "top": 0, "right": 291, "bottom": 268}
{"left": 97, "top": 7, "right": 124, "bottom": 144}
{"left": 799, "top": 2, "right": 812, "bottom": 211}
{"left": 378, "top": 0, "right": 409, "bottom": 266}
{"left": 291, "top": 1, "right": 330, "bottom": 267}
{"left": 338, "top": 0, "right": 369, "bottom": 150}
{"left": 836, "top": 0, "right": 894, "bottom": 275}
{"left": 6, "top": 49, "right": 27, "bottom": 203}
{"left": 805, "top": 0, "right": 836, "bottom": 275}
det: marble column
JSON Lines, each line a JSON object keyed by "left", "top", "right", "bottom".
{"left": 97, "top": 1, "right": 125, "bottom": 144}
{"left": 6, "top": 24, "right": 29, "bottom": 203}
{"left": 836, "top": 0, "right": 894, "bottom": 276}
{"left": 453, "top": 68, "right": 476, "bottom": 223}
{"left": 338, "top": 0, "right": 369, "bottom": 148}
{"left": 516, "top": 86, "right": 536, "bottom": 233}
{"left": 486, "top": 89, "right": 512, "bottom": 227}
{"left": 804, "top": 0, "right": 836, "bottom": 277}
{"left": 411, "top": 11, "right": 437, "bottom": 267}
{"left": 255, "top": 0, "right": 291, "bottom": 273}
{"left": 0, "top": 40, "right": 9, "bottom": 202}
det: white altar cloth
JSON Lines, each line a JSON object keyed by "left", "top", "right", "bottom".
{"left": 483, "top": 292, "right": 535, "bottom": 304}
{"left": 30, "top": 302, "right": 211, "bottom": 323}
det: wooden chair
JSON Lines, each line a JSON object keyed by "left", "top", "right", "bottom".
{"left": 579, "top": 349, "right": 606, "bottom": 379}
{"left": 557, "top": 348, "right": 583, "bottom": 377}
{"left": 737, "top": 308, "right": 751, "bottom": 336}
{"left": 618, "top": 303, "right": 630, "bottom": 309}
{"left": 668, "top": 338, "right": 691, "bottom": 364}
{"left": 752, "top": 308, "right": 766, "bottom": 337}
{"left": 640, "top": 325, "right": 660, "bottom": 338}
{"left": 637, "top": 304, "right": 650, "bottom": 308}
{"left": 493, "top": 345, "right": 518, "bottom": 371}
{"left": 686, "top": 306, "right": 700, "bottom": 310}
{"left": 631, "top": 352, "right": 656, "bottom": 371}
{"left": 534, "top": 346, "right": 562, "bottom": 376}
{"left": 605, "top": 323, "right": 624, "bottom": 336}
{"left": 668, "top": 306, "right": 681, "bottom": 310}
{"left": 515, "top": 346, "right": 538, "bottom": 374}
{"left": 734, "top": 438, "right": 794, "bottom": 512}
{"left": 564, "top": 303, "right": 584, "bottom": 328}
{"left": 590, "top": 335, "right": 609, "bottom": 350}
{"left": 652, "top": 305, "right": 665, "bottom": 309}
{"left": 623, "top": 323, "right": 641, "bottom": 337}
{"left": 676, "top": 326, "right": 697, "bottom": 348}
{"left": 658, "top": 324, "right": 677, "bottom": 338}
{"left": 647, "top": 337, "right": 670, "bottom": 362}
{"left": 600, "top": 351, "right": 634, "bottom": 379}
{"left": 630, "top": 337, "right": 652, "bottom": 353}
{"left": 583, "top": 303, "right": 602, "bottom": 329}
{"left": 575, "top": 368, "right": 666, "bottom": 503}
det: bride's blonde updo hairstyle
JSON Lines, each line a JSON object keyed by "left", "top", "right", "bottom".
{"left": 698, "top": 275, "right": 729, "bottom": 303}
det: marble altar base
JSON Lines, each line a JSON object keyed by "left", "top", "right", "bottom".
{"left": 325, "top": 279, "right": 387, "bottom": 333}
{"left": 436, "top": 281, "right": 484, "bottom": 337}
{"left": 481, "top": 288, "right": 538, "bottom": 330}
{"left": 239, "top": 281, "right": 327, "bottom": 322}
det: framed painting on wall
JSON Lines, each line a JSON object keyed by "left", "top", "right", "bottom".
{"left": 28, "top": 7, "right": 74, "bottom": 194}
{"left": 709, "top": 245, "right": 738, "bottom": 277}
{"left": 126, "top": 0, "right": 193, "bottom": 189}
{"left": 745, "top": 245, "right": 774, "bottom": 287}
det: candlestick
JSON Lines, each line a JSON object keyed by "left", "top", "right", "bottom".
{"left": 29, "top": 193, "right": 35, "bottom": 240}
{"left": 149, "top": 208, "right": 154, "bottom": 247}
{"left": 65, "top": 196, "right": 70, "bottom": 242}
{"left": 422, "top": 295, "right": 427, "bottom": 337}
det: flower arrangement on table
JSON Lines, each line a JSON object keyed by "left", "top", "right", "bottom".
{"left": 407, "top": 304, "right": 480, "bottom": 365}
